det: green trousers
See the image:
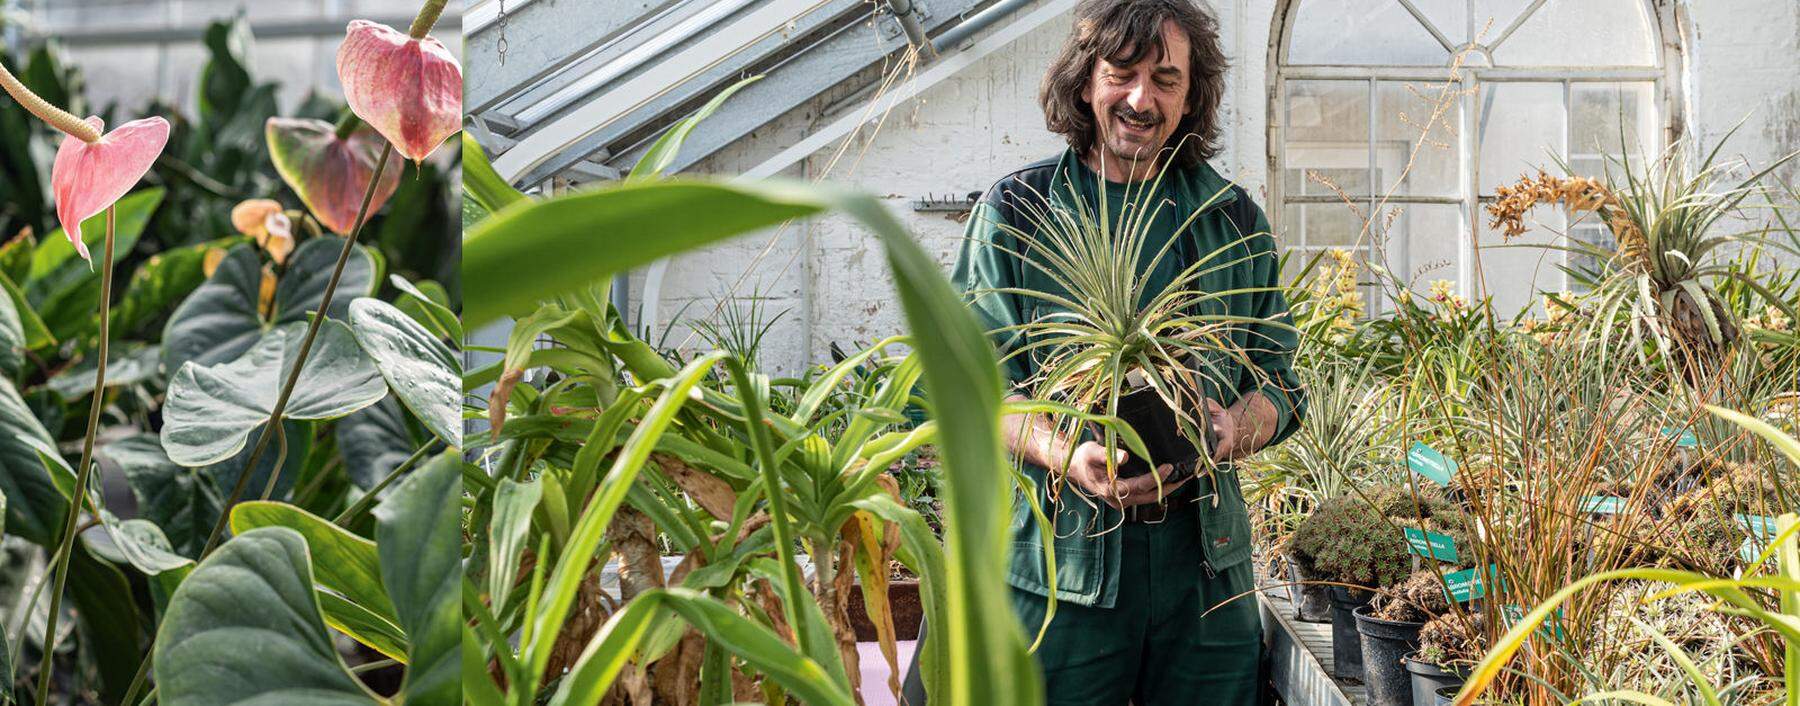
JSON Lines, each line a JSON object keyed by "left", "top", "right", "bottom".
{"left": 1009, "top": 507, "right": 1265, "bottom": 706}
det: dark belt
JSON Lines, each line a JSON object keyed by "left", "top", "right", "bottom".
{"left": 1122, "top": 461, "right": 1201, "bottom": 523}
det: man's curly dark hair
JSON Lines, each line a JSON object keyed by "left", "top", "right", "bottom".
{"left": 1039, "top": 0, "right": 1230, "bottom": 168}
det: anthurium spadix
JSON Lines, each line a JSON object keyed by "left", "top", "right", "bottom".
{"left": 266, "top": 117, "right": 401, "bottom": 234}
{"left": 336, "top": 19, "right": 461, "bottom": 163}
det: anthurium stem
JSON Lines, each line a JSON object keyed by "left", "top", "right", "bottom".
{"left": 332, "top": 440, "right": 439, "bottom": 527}
{"left": 408, "top": 0, "right": 448, "bottom": 39}
{"left": 197, "top": 142, "right": 394, "bottom": 559}
{"left": 34, "top": 208, "right": 114, "bottom": 706}
{"left": 334, "top": 109, "right": 363, "bottom": 140}
{"left": 0, "top": 62, "right": 100, "bottom": 142}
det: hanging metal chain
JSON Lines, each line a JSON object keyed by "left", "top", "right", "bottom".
{"left": 496, "top": 0, "right": 510, "bottom": 65}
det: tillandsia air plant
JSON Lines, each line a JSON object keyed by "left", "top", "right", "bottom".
{"left": 0, "top": 1, "right": 463, "bottom": 704}
{"left": 0, "top": 53, "right": 170, "bottom": 706}
{"left": 1487, "top": 129, "right": 1800, "bottom": 381}
{"left": 980, "top": 143, "right": 1287, "bottom": 500}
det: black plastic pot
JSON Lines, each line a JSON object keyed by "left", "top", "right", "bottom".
{"left": 1327, "top": 586, "right": 1372, "bottom": 680}
{"left": 1091, "top": 385, "right": 1211, "bottom": 479}
{"left": 1288, "top": 559, "right": 1332, "bottom": 623}
{"left": 1404, "top": 654, "right": 1465, "bottom": 706}
{"left": 1354, "top": 605, "right": 1423, "bottom": 705}
{"left": 1434, "top": 685, "right": 1459, "bottom": 705}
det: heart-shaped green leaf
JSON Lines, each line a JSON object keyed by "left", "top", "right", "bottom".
{"left": 267, "top": 117, "right": 402, "bottom": 235}
{"left": 45, "top": 343, "right": 160, "bottom": 398}
{"left": 153, "top": 527, "right": 386, "bottom": 705}
{"left": 162, "top": 320, "right": 387, "bottom": 466}
{"left": 374, "top": 451, "right": 461, "bottom": 704}
{"left": 336, "top": 396, "right": 416, "bottom": 490}
{"left": 81, "top": 511, "right": 194, "bottom": 578}
{"left": 0, "top": 377, "right": 69, "bottom": 545}
{"left": 101, "top": 435, "right": 221, "bottom": 558}
{"left": 390, "top": 275, "right": 462, "bottom": 341}
{"left": 110, "top": 236, "right": 239, "bottom": 339}
{"left": 230, "top": 501, "right": 406, "bottom": 661}
{"left": 348, "top": 297, "right": 459, "bottom": 445}
{"left": 161, "top": 236, "right": 376, "bottom": 374}
{"left": 0, "top": 271, "right": 51, "bottom": 350}
{"left": 27, "top": 189, "right": 163, "bottom": 342}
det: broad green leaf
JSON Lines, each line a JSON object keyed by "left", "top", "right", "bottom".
{"left": 0, "top": 280, "right": 21, "bottom": 377}
{"left": 488, "top": 477, "right": 541, "bottom": 612}
{"left": 549, "top": 588, "right": 855, "bottom": 706}
{"left": 161, "top": 237, "right": 377, "bottom": 374}
{"left": 230, "top": 501, "right": 406, "bottom": 661}
{"left": 162, "top": 321, "right": 387, "bottom": 466}
{"left": 101, "top": 435, "right": 220, "bottom": 558}
{"left": 45, "top": 343, "right": 160, "bottom": 398}
{"left": 374, "top": 452, "right": 462, "bottom": 705}
{"left": 462, "top": 180, "right": 826, "bottom": 328}
{"left": 26, "top": 189, "right": 163, "bottom": 339}
{"left": 319, "top": 592, "right": 411, "bottom": 667}
{"left": 336, "top": 396, "right": 417, "bottom": 490}
{"left": 154, "top": 527, "right": 386, "bottom": 705}
{"left": 348, "top": 297, "right": 460, "bottom": 445}
{"left": 81, "top": 511, "right": 195, "bottom": 578}
{"left": 461, "top": 132, "right": 524, "bottom": 215}
{"left": 0, "top": 271, "right": 51, "bottom": 349}
{"left": 202, "top": 419, "right": 313, "bottom": 507}
{"left": 110, "top": 236, "right": 239, "bottom": 339}
{"left": 68, "top": 545, "right": 146, "bottom": 705}
{"left": 390, "top": 275, "right": 462, "bottom": 341}
{"left": 0, "top": 377, "right": 68, "bottom": 545}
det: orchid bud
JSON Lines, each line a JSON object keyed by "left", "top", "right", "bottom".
{"left": 266, "top": 117, "right": 402, "bottom": 235}
{"left": 335, "top": 19, "right": 461, "bottom": 163}
{"left": 51, "top": 116, "right": 170, "bottom": 263}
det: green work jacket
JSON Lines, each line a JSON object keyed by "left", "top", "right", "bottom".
{"left": 951, "top": 148, "right": 1306, "bottom": 608}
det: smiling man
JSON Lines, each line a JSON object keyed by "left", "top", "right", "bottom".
{"left": 939, "top": 1, "right": 1307, "bottom": 703}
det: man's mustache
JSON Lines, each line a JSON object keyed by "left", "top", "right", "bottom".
{"left": 1112, "top": 106, "right": 1162, "bottom": 125}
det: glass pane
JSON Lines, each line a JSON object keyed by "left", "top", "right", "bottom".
{"left": 1375, "top": 203, "right": 1464, "bottom": 295}
{"left": 1489, "top": 0, "right": 1657, "bottom": 67}
{"left": 1570, "top": 82, "right": 1657, "bottom": 163}
{"left": 1284, "top": 203, "right": 1375, "bottom": 249}
{"left": 1477, "top": 204, "right": 1566, "bottom": 316}
{"left": 1375, "top": 80, "right": 1462, "bottom": 197}
{"left": 1478, "top": 82, "right": 1565, "bottom": 196}
{"left": 1287, "top": 80, "right": 1370, "bottom": 197}
{"left": 1288, "top": 0, "right": 1449, "bottom": 66}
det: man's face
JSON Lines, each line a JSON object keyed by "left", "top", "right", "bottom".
{"left": 1080, "top": 19, "right": 1192, "bottom": 168}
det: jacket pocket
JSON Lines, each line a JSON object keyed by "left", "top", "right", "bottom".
{"left": 1200, "top": 504, "right": 1253, "bottom": 570}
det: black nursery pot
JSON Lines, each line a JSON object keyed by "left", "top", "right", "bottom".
{"left": 1434, "top": 685, "right": 1459, "bottom": 706}
{"left": 1090, "top": 385, "right": 1211, "bottom": 479}
{"left": 1404, "top": 654, "right": 1465, "bottom": 706}
{"left": 1354, "top": 605, "right": 1423, "bottom": 706}
{"left": 1288, "top": 559, "right": 1332, "bottom": 623}
{"left": 1327, "top": 586, "right": 1372, "bottom": 680}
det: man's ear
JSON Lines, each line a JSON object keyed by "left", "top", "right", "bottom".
{"left": 1081, "top": 77, "right": 1093, "bottom": 105}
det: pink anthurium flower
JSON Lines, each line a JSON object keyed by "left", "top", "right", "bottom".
{"left": 266, "top": 117, "right": 402, "bottom": 235}
{"left": 336, "top": 19, "right": 462, "bottom": 163}
{"left": 52, "top": 116, "right": 170, "bottom": 263}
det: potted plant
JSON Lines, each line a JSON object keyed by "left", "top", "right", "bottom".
{"left": 1408, "top": 608, "right": 1486, "bottom": 705}
{"left": 1358, "top": 570, "right": 1445, "bottom": 704}
{"left": 1289, "top": 486, "right": 1416, "bottom": 679}
{"left": 983, "top": 152, "right": 1284, "bottom": 493}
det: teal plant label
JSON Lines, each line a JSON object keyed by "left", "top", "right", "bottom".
{"left": 1407, "top": 442, "right": 1456, "bottom": 486}
{"left": 1581, "top": 496, "right": 1625, "bottom": 515}
{"left": 1736, "top": 514, "right": 1777, "bottom": 563}
{"left": 1404, "top": 527, "right": 1459, "bottom": 563}
{"left": 1440, "top": 565, "right": 1491, "bottom": 602}
{"left": 1661, "top": 427, "right": 1698, "bottom": 448}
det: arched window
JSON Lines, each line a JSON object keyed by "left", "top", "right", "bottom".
{"left": 1269, "top": 0, "right": 1678, "bottom": 314}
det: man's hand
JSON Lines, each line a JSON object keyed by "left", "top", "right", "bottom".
{"left": 1064, "top": 441, "right": 1190, "bottom": 509}
{"left": 1205, "top": 398, "right": 1236, "bottom": 462}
